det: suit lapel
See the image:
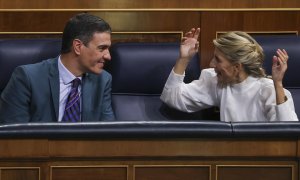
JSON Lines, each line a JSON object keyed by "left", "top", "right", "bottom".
{"left": 81, "top": 73, "right": 93, "bottom": 121}
{"left": 49, "top": 58, "right": 60, "bottom": 120}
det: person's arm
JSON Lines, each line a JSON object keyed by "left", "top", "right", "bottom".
{"left": 272, "top": 49, "right": 289, "bottom": 105}
{"left": 161, "top": 28, "right": 218, "bottom": 112}
{"left": 268, "top": 49, "right": 298, "bottom": 121}
{"left": 101, "top": 74, "right": 115, "bottom": 121}
{"left": 173, "top": 28, "right": 200, "bottom": 75}
{"left": 160, "top": 28, "right": 202, "bottom": 112}
{"left": 263, "top": 86, "right": 298, "bottom": 121}
{"left": 0, "top": 67, "right": 31, "bottom": 123}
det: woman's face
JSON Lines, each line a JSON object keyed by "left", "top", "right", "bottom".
{"left": 209, "top": 48, "right": 239, "bottom": 86}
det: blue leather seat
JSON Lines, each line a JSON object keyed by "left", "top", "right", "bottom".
{"left": 108, "top": 42, "right": 219, "bottom": 121}
{"left": 0, "top": 39, "right": 61, "bottom": 92}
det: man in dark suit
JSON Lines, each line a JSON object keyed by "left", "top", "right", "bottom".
{"left": 0, "top": 13, "right": 115, "bottom": 123}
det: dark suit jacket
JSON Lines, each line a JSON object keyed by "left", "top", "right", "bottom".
{"left": 0, "top": 57, "right": 115, "bottom": 123}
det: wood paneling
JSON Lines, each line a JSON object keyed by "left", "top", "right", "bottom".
{"left": 111, "top": 33, "right": 181, "bottom": 43}
{"left": 51, "top": 166, "right": 127, "bottom": 180}
{"left": 0, "top": 139, "right": 48, "bottom": 158}
{"left": 0, "top": 11, "right": 200, "bottom": 43}
{"left": 243, "top": 11, "right": 298, "bottom": 31}
{"left": 134, "top": 166, "right": 210, "bottom": 180}
{"left": 0, "top": 168, "right": 39, "bottom": 180}
{"left": 200, "top": 11, "right": 300, "bottom": 68}
{"left": 48, "top": 139, "right": 296, "bottom": 158}
{"left": 217, "top": 166, "right": 294, "bottom": 180}
{"left": 91, "top": 12, "right": 200, "bottom": 33}
{"left": 0, "top": 138, "right": 298, "bottom": 180}
{"left": 1, "top": 0, "right": 300, "bottom": 9}
{"left": 0, "top": 12, "right": 79, "bottom": 32}
{"left": 200, "top": 11, "right": 243, "bottom": 68}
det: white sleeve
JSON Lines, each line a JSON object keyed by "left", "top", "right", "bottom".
{"left": 160, "top": 68, "right": 219, "bottom": 112}
{"left": 262, "top": 86, "right": 298, "bottom": 121}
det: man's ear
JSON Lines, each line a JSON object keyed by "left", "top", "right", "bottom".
{"left": 73, "top": 39, "right": 82, "bottom": 55}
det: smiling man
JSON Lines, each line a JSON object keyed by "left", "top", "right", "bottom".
{"left": 0, "top": 13, "right": 115, "bottom": 123}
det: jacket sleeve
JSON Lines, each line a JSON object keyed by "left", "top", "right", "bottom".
{"left": 101, "top": 74, "right": 116, "bottom": 121}
{"left": 0, "top": 66, "right": 31, "bottom": 124}
{"left": 160, "top": 68, "right": 219, "bottom": 113}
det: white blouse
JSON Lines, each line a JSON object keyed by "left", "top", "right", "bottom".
{"left": 160, "top": 68, "right": 298, "bottom": 122}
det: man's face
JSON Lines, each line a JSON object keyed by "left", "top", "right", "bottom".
{"left": 77, "top": 32, "right": 111, "bottom": 75}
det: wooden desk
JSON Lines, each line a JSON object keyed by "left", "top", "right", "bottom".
{"left": 0, "top": 137, "right": 298, "bottom": 180}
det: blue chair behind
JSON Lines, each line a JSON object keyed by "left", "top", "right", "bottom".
{"left": 108, "top": 42, "right": 219, "bottom": 121}
{"left": 0, "top": 39, "right": 61, "bottom": 93}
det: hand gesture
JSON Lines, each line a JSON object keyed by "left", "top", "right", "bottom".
{"left": 272, "top": 49, "right": 288, "bottom": 83}
{"left": 180, "top": 28, "right": 200, "bottom": 60}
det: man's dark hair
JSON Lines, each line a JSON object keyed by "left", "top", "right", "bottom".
{"left": 61, "top": 13, "right": 112, "bottom": 54}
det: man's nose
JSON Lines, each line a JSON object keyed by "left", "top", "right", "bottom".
{"left": 104, "top": 51, "right": 111, "bottom": 61}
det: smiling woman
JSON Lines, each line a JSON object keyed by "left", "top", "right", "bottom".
{"left": 211, "top": 31, "right": 265, "bottom": 88}
{"left": 160, "top": 28, "right": 299, "bottom": 122}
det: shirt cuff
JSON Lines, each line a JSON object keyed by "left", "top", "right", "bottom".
{"left": 275, "top": 98, "right": 293, "bottom": 121}
{"left": 164, "top": 69, "right": 185, "bottom": 88}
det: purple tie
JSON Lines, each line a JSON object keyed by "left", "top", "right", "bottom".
{"left": 62, "top": 78, "right": 81, "bottom": 122}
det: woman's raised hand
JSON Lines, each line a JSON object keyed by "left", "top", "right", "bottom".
{"left": 272, "top": 49, "right": 289, "bottom": 84}
{"left": 180, "top": 28, "right": 200, "bottom": 60}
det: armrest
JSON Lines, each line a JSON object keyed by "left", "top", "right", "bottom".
{"left": 0, "top": 121, "right": 232, "bottom": 139}
{"left": 232, "top": 122, "right": 300, "bottom": 138}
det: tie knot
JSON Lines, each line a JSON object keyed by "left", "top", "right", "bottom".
{"left": 72, "top": 78, "right": 81, "bottom": 88}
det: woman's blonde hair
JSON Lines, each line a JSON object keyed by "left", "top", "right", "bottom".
{"left": 213, "top": 31, "right": 266, "bottom": 78}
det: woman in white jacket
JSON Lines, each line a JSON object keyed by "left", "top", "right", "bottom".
{"left": 160, "top": 28, "right": 298, "bottom": 122}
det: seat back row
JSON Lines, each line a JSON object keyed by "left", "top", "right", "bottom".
{"left": 0, "top": 35, "right": 299, "bottom": 120}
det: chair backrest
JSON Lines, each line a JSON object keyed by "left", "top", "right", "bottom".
{"left": 253, "top": 35, "right": 300, "bottom": 88}
{"left": 0, "top": 39, "right": 61, "bottom": 92}
{"left": 108, "top": 42, "right": 220, "bottom": 121}
{"left": 108, "top": 42, "right": 200, "bottom": 95}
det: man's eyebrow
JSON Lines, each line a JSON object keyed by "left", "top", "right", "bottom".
{"left": 97, "top": 44, "right": 110, "bottom": 48}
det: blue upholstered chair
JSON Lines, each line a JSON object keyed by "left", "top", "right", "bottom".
{"left": 0, "top": 39, "right": 61, "bottom": 93}
{"left": 108, "top": 42, "right": 219, "bottom": 121}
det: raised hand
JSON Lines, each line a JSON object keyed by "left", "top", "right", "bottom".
{"left": 180, "top": 28, "right": 200, "bottom": 60}
{"left": 173, "top": 28, "right": 200, "bottom": 75}
{"left": 272, "top": 49, "right": 288, "bottom": 84}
